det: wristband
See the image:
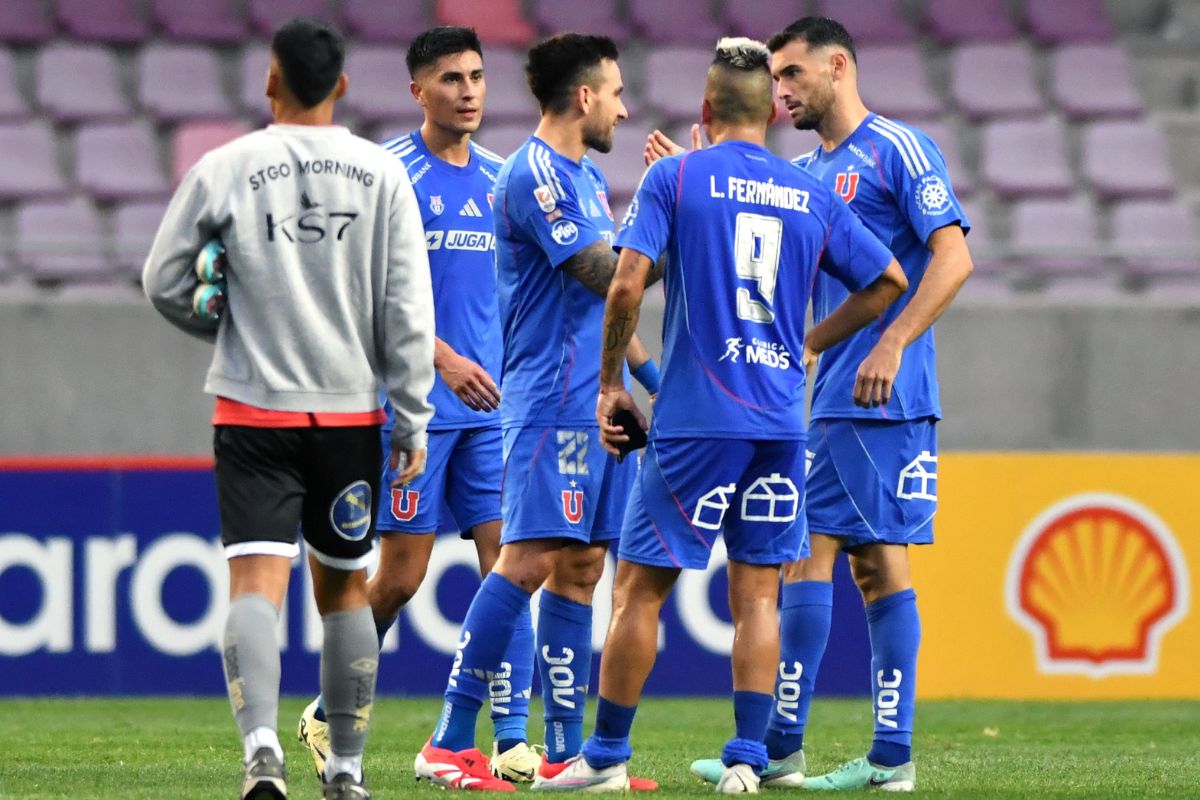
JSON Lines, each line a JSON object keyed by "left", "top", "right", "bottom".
{"left": 631, "top": 359, "right": 661, "bottom": 394}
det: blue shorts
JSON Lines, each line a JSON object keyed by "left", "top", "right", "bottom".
{"left": 378, "top": 426, "right": 502, "bottom": 536}
{"left": 619, "top": 437, "right": 809, "bottom": 570}
{"left": 500, "top": 426, "right": 636, "bottom": 545}
{"left": 805, "top": 417, "right": 938, "bottom": 548}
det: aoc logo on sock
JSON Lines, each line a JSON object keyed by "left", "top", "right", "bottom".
{"left": 1005, "top": 493, "right": 1189, "bottom": 678}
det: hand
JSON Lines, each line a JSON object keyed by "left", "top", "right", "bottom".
{"left": 596, "top": 387, "right": 647, "bottom": 456}
{"left": 644, "top": 124, "right": 700, "bottom": 165}
{"left": 801, "top": 344, "right": 819, "bottom": 374}
{"left": 854, "top": 340, "right": 903, "bottom": 408}
{"left": 438, "top": 351, "right": 500, "bottom": 412}
{"left": 389, "top": 447, "right": 427, "bottom": 487}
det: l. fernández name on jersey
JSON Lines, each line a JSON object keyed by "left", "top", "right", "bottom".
{"left": 493, "top": 135, "right": 628, "bottom": 430}
{"left": 616, "top": 140, "right": 892, "bottom": 441}
{"left": 381, "top": 130, "right": 505, "bottom": 431}
{"left": 793, "top": 112, "right": 969, "bottom": 423}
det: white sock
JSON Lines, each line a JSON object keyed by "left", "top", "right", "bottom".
{"left": 325, "top": 753, "right": 364, "bottom": 783}
{"left": 243, "top": 726, "right": 284, "bottom": 763}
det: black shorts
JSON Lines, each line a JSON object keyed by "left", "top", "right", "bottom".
{"left": 214, "top": 424, "right": 382, "bottom": 570}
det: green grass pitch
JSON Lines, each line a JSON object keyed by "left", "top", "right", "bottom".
{"left": 5, "top": 697, "right": 1200, "bottom": 798}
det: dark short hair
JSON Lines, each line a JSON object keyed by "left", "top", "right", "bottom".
{"left": 767, "top": 17, "right": 857, "bottom": 63}
{"left": 271, "top": 17, "right": 346, "bottom": 108}
{"left": 525, "top": 33, "right": 620, "bottom": 114}
{"left": 406, "top": 26, "right": 483, "bottom": 78}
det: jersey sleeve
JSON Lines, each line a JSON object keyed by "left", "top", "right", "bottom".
{"left": 614, "top": 156, "right": 678, "bottom": 262}
{"left": 511, "top": 159, "right": 606, "bottom": 269}
{"left": 819, "top": 191, "right": 894, "bottom": 292}
{"left": 884, "top": 127, "right": 970, "bottom": 243}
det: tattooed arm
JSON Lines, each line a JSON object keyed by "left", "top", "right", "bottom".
{"left": 560, "top": 242, "right": 664, "bottom": 297}
{"left": 599, "top": 249, "right": 653, "bottom": 390}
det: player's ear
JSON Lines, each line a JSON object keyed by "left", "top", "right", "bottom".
{"left": 265, "top": 59, "right": 280, "bottom": 100}
{"left": 409, "top": 80, "right": 422, "bottom": 105}
{"left": 333, "top": 73, "right": 348, "bottom": 101}
{"left": 700, "top": 98, "right": 713, "bottom": 126}
{"left": 577, "top": 82, "right": 593, "bottom": 115}
{"left": 830, "top": 50, "right": 849, "bottom": 81}
{"left": 767, "top": 99, "right": 779, "bottom": 125}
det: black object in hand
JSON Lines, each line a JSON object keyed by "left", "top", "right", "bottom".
{"left": 610, "top": 409, "right": 648, "bottom": 462}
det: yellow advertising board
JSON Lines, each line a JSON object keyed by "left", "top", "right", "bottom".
{"left": 916, "top": 453, "right": 1197, "bottom": 699}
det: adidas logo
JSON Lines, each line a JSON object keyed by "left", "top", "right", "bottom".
{"left": 459, "top": 198, "right": 484, "bottom": 217}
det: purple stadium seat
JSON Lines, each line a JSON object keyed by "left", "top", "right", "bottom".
{"left": 239, "top": 44, "right": 272, "bottom": 120}
{"left": 437, "top": 0, "right": 535, "bottom": 46}
{"left": 629, "top": 0, "right": 723, "bottom": 44}
{"left": 1082, "top": 120, "right": 1174, "bottom": 200}
{"left": 477, "top": 47, "right": 539, "bottom": 122}
{"left": 36, "top": 43, "right": 130, "bottom": 123}
{"left": 172, "top": 120, "right": 252, "bottom": 184}
{"left": 530, "top": 0, "right": 632, "bottom": 42}
{"left": 724, "top": 0, "right": 807, "bottom": 39}
{"left": 75, "top": 121, "right": 169, "bottom": 202}
{"left": 15, "top": 197, "right": 112, "bottom": 283}
{"left": 140, "top": 44, "right": 232, "bottom": 122}
{"left": 344, "top": 0, "right": 432, "bottom": 42}
{"left": 1024, "top": 0, "right": 1114, "bottom": 44}
{"left": 958, "top": 200, "right": 1000, "bottom": 274}
{"left": 152, "top": 0, "right": 247, "bottom": 43}
{"left": 952, "top": 43, "right": 1043, "bottom": 119}
{"left": 982, "top": 117, "right": 1073, "bottom": 198}
{"left": 924, "top": 0, "right": 1016, "bottom": 42}
{"left": 248, "top": 0, "right": 337, "bottom": 37}
{"left": 57, "top": 0, "right": 148, "bottom": 43}
{"left": 367, "top": 115, "right": 426, "bottom": 146}
{"left": 816, "top": 0, "right": 916, "bottom": 43}
{"left": 1112, "top": 199, "right": 1200, "bottom": 278}
{"left": 1010, "top": 198, "right": 1103, "bottom": 276}
{"left": 1050, "top": 44, "right": 1142, "bottom": 119}
{"left": 0, "top": 0, "right": 56, "bottom": 43}
{"left": 475, "top": 123, "right": 534, "bottom": 160}
{"left": 1040, "top": 275, "right": 1127, "bottom": 301}
{"left": 113, "top": 200, "right": 168, "bottom": 277}
{"left": 857, "top": 46, "right": 941, "bottom": 121}
{"left": 643, "top": 46, "right": 713, "bottom": 123}
{"left": 1144, "top": 276, "right": 1200, "bottom": 302}
{"left": 955, "top": 274, "right": 1016, "bottom": 301}
{"left": 588, "top": 127, "right": 652, "bottom": 201}
{"left": 0, "top": 121, "right": 67, "bottom": 200}
{"left": 917, "top": 120, "right": 973, "bottom": 198}
{"left": 341, "top": 45, "right": 418, "bottom": 124}
{"left": 0, "top": 50, "right": 30, "bottom": 121}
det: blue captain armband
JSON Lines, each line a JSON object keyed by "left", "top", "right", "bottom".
{"left": 631, "top": 359, "right": 661, "bottom": 394}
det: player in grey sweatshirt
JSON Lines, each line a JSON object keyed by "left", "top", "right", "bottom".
{"left": 143, "top": 17, "right": 433, "bottom": 800}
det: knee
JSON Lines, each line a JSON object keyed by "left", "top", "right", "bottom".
{"left": 372, "top": 564, "right": 426, "bottom": 612}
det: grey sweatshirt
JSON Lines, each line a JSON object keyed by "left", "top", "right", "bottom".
{"left": 143, "top": 124, "right": 435, "bottom": 450}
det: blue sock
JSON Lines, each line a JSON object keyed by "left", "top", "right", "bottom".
{"left": 765, "top": 581, "right": 832, "bottom": 760}
{"left": 721, "top": 691, "right": 773, "bottom": 773}
{"left": 581, "top": 696, "right": 637, "bottom": 768}
{"left": 490, "top": 600, "right": 534, "bottom": 748}
{"left": 865, "top": 589, "right": 919, "bottom": 768}
{"left": 433, "top": 572, "right": 532, "bottom": 752}
{"left": 314, "top": 615, "right": 396, "bottom": 721}
{"left": 537, "top": 589, "right": 592, "bottom": 763}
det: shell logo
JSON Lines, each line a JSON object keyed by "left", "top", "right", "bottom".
{"left": 1005, "top": 493, "right": 1189, "bottom": 678}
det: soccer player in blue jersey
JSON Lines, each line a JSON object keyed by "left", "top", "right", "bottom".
{"left": 532, "top": 37, "right": 908, "bottom": 794}
{"left": 676, "top": 17, "right": 975, "bottom": 792}
{"left": 296, "top": 27, "right": 540, "bottom": 786}
{"left": 412, "top": 33, "right": 663, "bottom": 792}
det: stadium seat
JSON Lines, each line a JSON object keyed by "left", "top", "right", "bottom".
{"left": 57, "top": 0, "right": 148, "bottom": 43}
{"left": 951, "top": 43, "right": 1043, "bottom": 120}
{"left": 341, "top": 45, "right": 420, "bottom": 124}
{"left": 857, "top": 46, "right": 942, "bottom": 121}
{"left": 475, "top": 122, "right": 535, "bottom": 160}
{"left": 981, "top": 117, "right": 1074, "bottom": 198}
{"left": 1082, "top": 120, "right": 1174, "bottom": 200}
{"left": 917, "top": 120, "right": 973, "bottom": 198}
{"left": 248, "top": 0, "right": 338, "bottom": 38}
{"left": 151, "top": 0, "right": 247, "bottom": 44}
{"left": 1039, "top": 274, "right": 1126, "bottom": 302}
{"left": 0, "top": 0, "right": 56, "bottom": 43}
{"left": 1023, "top": 0, "right": 1114, "bottom": 44}
{"left": 239, "top": 44, "right": 272, "bottom": 121}
{"left": 588, "top": 126, "right": 652, "bottom": 201}
{"left": 344, "top": 0, "right": 433, "bottom": 42}
{"left": 954, "top": 274, "right": 1016, "bottom": 301}
{"left": 530, "top": 0, "right": 632, "bottom": 43}
{"left": 171, "top": 120, "right": 252, "bottom": 184}
{"left": 36, "top": 43, "right": 131, "bottom": 123}
{"left": 75, "top": 120, "right": 169, "bottom": 202}
{"left": 139, "top": 44, "right": 233, "bottom": 122}
{"left": 643, "top": 46, "right": 714, "bottom": 122}
{"left": 724, "top": 0, "right": 807, "bottom": 40}
{"left": 957, "top": 199, "right": 1000, "bottom": 274}
{"left": 15, "top": 197, "right": 112, "bottom": 284}
{"left": 924, "top": 0, "right": 1016, "bottom": 42}
{"left": 815, "top": 0, "right": 916, "bottom": 43}
{"left": 1010, "top": 198, "right": 1103, "bottom": 276}
{"left": 437, "top": 0, "right": 535, "bottom": 46}
{"left": 1112, "top": 198, "right": 1200, "bottom": 278}
{"left": 0, "top": 121, "right": 68, "bottom": 200}
{"left": 0, "top": 50, "right": 30, "bottom": 121}
{"left": 1051, "top": 44, "right": 1143, "bottom": 119}
{"left": 112, "top": 200, "right": 168, "bottom": 278}
{"left": 628, "top": 0, "right": 723, "bottom": 44}
{"left": 475, "top": 47, "right": 540, "bottom": 122}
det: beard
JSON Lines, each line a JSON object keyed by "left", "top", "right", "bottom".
{"left": 791, "top": 83, "right": 833, "bottom": 131}
{"left": 582, "top": 116, "right": 615, "bottom": 153}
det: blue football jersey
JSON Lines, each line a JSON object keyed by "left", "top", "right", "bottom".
{"left": 493, "top": 136, "right": 629, "bottom": 429}
{"left": 381, "top": 130, "right": 505, "bottom": 431}
{"left": 793, "top": 113, "right": 969, "bottom": 422}
{"left": 616, "top": 140, "right": 893, "bottom": 441}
